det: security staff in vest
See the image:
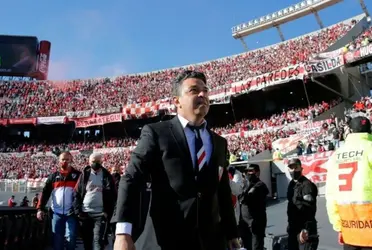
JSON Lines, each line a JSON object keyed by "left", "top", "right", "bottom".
{"left": 326, "top": 116, "right": 372, "bottom": 250}
{"left": 287, "top": 158, "right": 319, "bottom": 250}
{"left": 239, "top": 164, "right": 269, "bottom": 250}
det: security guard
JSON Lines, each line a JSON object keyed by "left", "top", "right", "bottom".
{"left": 239, "top": 164, "right": 269, "bottom": 250}
{"left": 326, "top": 116, "right": 372, "bottom": 250}
{"left": 287, "top": 158, "right": 319, "bottom": 250}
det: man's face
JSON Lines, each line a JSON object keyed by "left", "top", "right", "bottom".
{"left": 288, "top": 164, "right": 303, "bottom": 180}
{"left": 173, "top": 78, "right": 210, "bottom": 119}
{"left": 59, "top": 153, "right": 71, "bottom": 166}
{"left": 288, "top": 164, "right": 302, "bottom": 172}
{"left": 247, "top": 169, "right": 259, "bottom": 177}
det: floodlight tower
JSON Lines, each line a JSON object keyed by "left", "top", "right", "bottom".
{"left": 312, "top": 10, "right": 324, "bottom": 28}
{"left": 231, "top": 0, "right": 343, "bottom": 51}
{"left": 358, "top": 0, "right": 370, "bottom": 21}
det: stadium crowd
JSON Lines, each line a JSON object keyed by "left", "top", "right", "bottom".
{"left": 1, "top": 16, "right": 371, "bottom": 180}
{"left": 0, "top": 99, "right": 339, "bottom": 179}
{"left": 342, "top": 26, "right": 372, "bottom": 52}
{"left": 0, "top": 19, "right": 356, "bottom": 119}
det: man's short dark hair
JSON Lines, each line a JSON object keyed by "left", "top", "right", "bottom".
{"left": 59, "top": 151, "right": 72, "bottom": 158}
{"left": 247, "top": 164, "right": 260, "bottom": 172}
{"left": 172, "top": 70, "right": 207, "bottom": 96}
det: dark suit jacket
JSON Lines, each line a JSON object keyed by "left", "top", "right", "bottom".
{"left": 112, "top": 117, "right": 238, "bottom": 250}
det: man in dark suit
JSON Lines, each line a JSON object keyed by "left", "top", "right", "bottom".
{"left": 112, "top": 70, "right": 240, "bottom": 250}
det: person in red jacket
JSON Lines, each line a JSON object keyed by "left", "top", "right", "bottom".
{"left": 8, "top": 195, "right": 17, "bottom": 207}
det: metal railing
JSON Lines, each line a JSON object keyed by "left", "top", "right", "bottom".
{"left": 0, "top": 180, "right": 43, "bottom": 194}
{"left": 0, "top": 207, "right": 51, "bottom": 250}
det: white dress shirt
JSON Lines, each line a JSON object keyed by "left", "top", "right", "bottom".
{"left": 116, "top": 115, "right": 212, "bottom": 235}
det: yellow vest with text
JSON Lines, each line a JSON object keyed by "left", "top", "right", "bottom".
{"left": 325, "top": 133, "right": 372, "bottom": 247}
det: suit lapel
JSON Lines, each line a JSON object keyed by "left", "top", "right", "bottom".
{"left": 169, "top": 117, "right": 194, "bottom": 173}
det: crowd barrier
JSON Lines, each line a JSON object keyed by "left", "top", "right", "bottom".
{"left": 0, "top": 179, "right": 44, "bottom": 194}
{"left": 0, "top": 207, "right": 51, "bottom": 250}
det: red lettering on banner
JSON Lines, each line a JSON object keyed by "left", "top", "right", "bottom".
{"left": 285, "top": 151, "right": 334, "bottom": 184}
{"left": 243, "top": 65, "right": 304, "bottom": 89}
{"left": 8, "top": 118, "right": 36, "bottom": 125}
{"left": 75, "top": 113, "right": 122, "bottom": 128}
{"left": 310, "top": 174, "right": 327, "bottom": 183}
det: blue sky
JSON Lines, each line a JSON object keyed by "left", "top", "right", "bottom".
{"left": 2, "top": 0, "right": 369, "bottom": 80}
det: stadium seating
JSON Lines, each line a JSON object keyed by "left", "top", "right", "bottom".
{"left": 1, "top": 16, "right": 371, "bottom": 180}
{"left": 0, "top": 99, "right": 339, "bottom": 179}
{"left": 0, "top": 19, "right": 357, "bottom": 119}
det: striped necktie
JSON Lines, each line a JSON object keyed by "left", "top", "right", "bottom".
{"left": 188, "top": 124, "right": 207, "bottom": 176}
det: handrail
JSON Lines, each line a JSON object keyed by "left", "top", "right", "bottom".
{"left": 0, "top": 207, "right": 51, "bottom": 250}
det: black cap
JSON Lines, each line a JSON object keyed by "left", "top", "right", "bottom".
{"left": 287, "top": 158, "right": 301, "bottom": 169}
{"left": 350, "top": 116, "right": 371, "bottom": 133}
{"left": 247, "top": 164, "right": 260, "bottom": 172}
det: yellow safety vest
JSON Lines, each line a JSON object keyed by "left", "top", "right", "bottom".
{"left": 325, "top": 133, "right": 372, "bottom": 247}
{"left": 273, "top": 151, "right": 282, "bottom": 161}
{"left": 229, "top": 154, "right": 237, "bottom": 164}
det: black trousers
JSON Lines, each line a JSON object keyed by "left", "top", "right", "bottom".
{"left": 239, "top": 220, "right": 265, "bottom": 250}
{"left": 80, "top": 215, "right": 107, "bottom": 250}
{"left": 288, "top": 231, "right": 319, "bottom": 250}
{"left": 344, "top": 245, "right": 372, "bottom": 250}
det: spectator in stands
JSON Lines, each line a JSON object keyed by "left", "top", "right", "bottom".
{"left": 306, "top": 144, "right": 313, "bottom": 155}
{"left": 74, "top": 153, "right": 117, "bottom": 250}
{"left": 0, "top": 19, "right": 355, "bottom": 119}
{"left": 296, "top": 141, "right": 304, "bottom": 156}
{"left": 36, "top": 151, "right": 81, "bottom": 250}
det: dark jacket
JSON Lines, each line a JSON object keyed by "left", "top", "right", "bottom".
{"left": 74, "top": 166, "right": 117, "bottom": 219}
{"left": 240, "top": 179, "right": 269, "bottom": 225}
{"left": 111, "top": 117, "right": 238, "bottom": 250}
{"left": 112, "top": 172, "right": 121, "bottom": 191}
{"left": 287, "top": 175, "right": 318, "bottom": 234}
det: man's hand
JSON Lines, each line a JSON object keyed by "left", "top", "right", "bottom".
{"left": 299, "top": 229, "right": 309, "bottom": 243}
{"left": 114, "top": 234, "right": 135, "bottom": 250}
{"left": 78, "top": 212, "right": 87, "bottom": 219}
{"left": 36, "top": 210, "right": 45, "bottom": 221}
{"left": 228, "top": 238, "right": 241, "bottom": 250}
{"left": 338, "top": 232, "right": 344, "bottom": 245}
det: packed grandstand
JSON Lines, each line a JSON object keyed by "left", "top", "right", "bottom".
{"left": 0, "top": 14, "right": 371, "bottom": 194}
